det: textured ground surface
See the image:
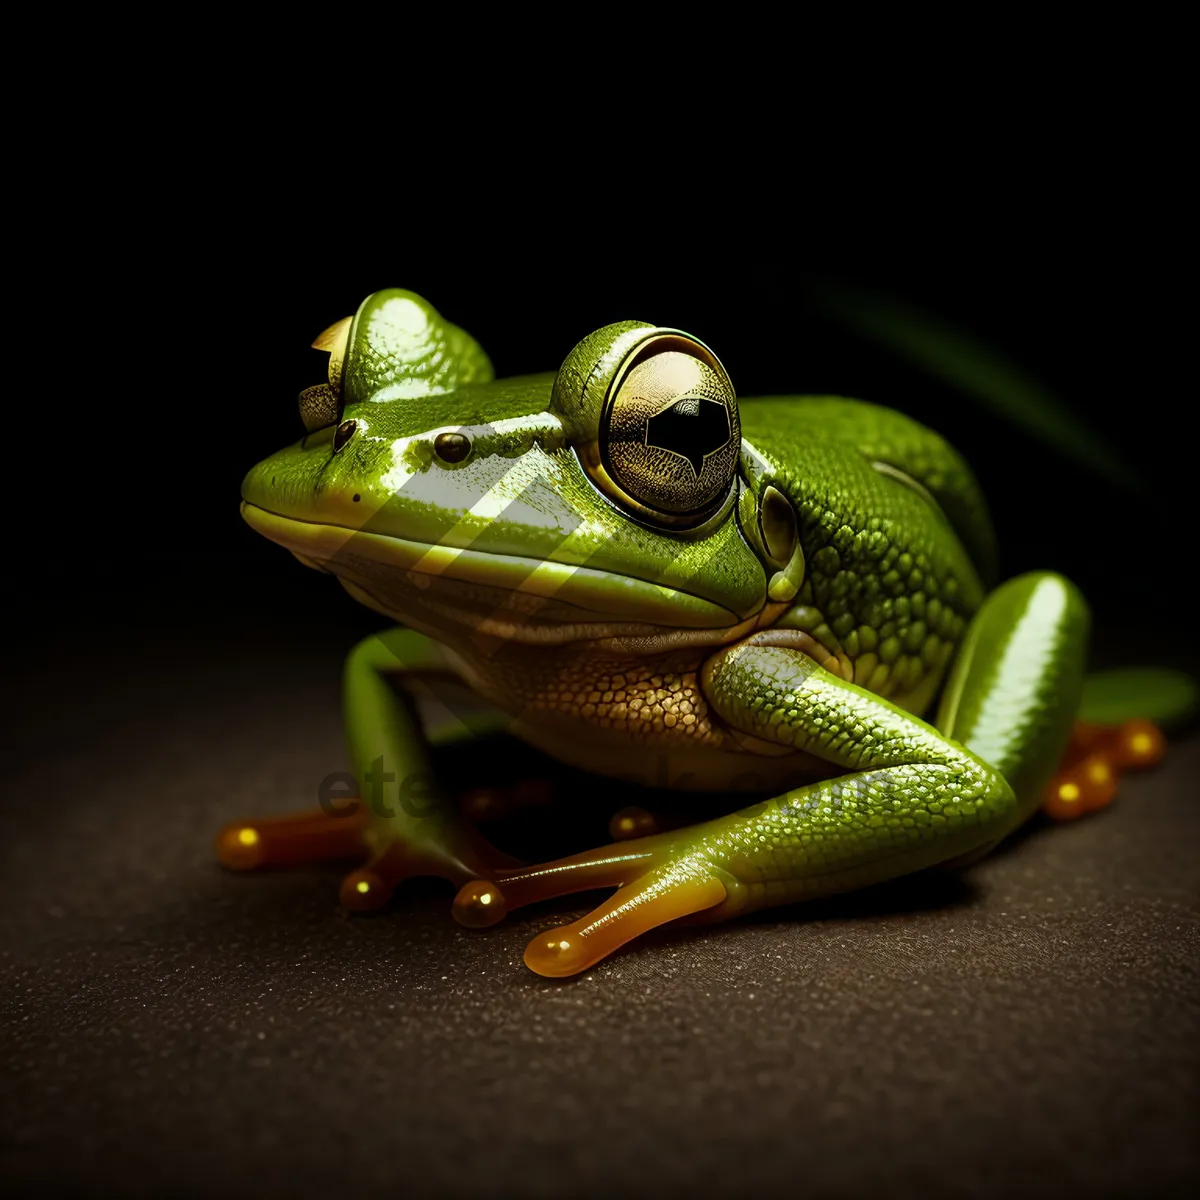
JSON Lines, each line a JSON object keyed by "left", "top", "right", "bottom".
{"left": 2, "top": 621, "right": 1197, "bottom": 1198}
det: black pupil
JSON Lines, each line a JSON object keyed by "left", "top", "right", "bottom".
{"left": 644, "top": 397, "right": 731, "bottom": 476}
{"left": 435, "top": 432, "right": 471, "bottom": 463}
{"left": 333, "top": 420, "right": 356, "bottom": 452}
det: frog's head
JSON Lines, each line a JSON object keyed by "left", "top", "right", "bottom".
{"left": 241, "top": 289, "right": 801, "bottom": 647}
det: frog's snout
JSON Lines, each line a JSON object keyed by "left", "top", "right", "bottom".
{"left": 239, "top": 454, "right": 278, "bottom": 513}
{"left": 240, "top": 446, "right": 318, "bottom": 526}
{"left": 239, "top": 425, "right": 373, "bottom": 561}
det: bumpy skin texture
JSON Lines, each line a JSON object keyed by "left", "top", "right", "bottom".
{"left": 342, "top": 289, "right": 494, "bottom": 407}
{"left": 740, "top": 397, "right": 987, "bottom": 714}
{"left": 700, "top": 648, "right": 1014, "bottom": 901}
{"left": 233, "top": 290, "right": 1100, "bottom": 978}
{"left": 698, "top": 573, "right": 1086, "bottom": 911}
{"left": 745, "top": 397, "right": 998, "bottom": 583}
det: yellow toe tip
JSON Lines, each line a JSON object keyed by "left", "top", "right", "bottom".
{"left": 215, "top": 826, "right": 263, "bottom": 869}
{"left": 339, "top": 869, "right": 390, "bottom": 911}
{"left": 452, "top": 880, "right": 508, "bottom": 929}
{"left": 523, "top": 929, "right": 591, "bottom": 978}
{"left": 1118, "top": 720, "right": 1166, "bottom": 768}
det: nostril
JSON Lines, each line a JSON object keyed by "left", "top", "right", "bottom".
{"left": 333, "top": 419, "right": 357, "bottom": 453}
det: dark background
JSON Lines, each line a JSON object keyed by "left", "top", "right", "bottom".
{"left": 11, "top": 199, "right": 1195, "bottom": 650}
{"left": 3, "top": 180, "right": 1197, "bottom": 1199}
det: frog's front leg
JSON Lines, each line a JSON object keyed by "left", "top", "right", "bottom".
{"left": 456, "top": 572, "right": 1087, "bottom": 977}
{"left": 217, "top": 627, "right": 515, "bottom": 908}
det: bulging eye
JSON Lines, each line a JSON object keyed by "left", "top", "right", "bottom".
{"left": 600, "top": 335, "right": 740, "bottom": 522}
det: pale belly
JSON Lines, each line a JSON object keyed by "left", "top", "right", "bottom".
{"left": 441, "top": 641, "right": 835, "bottom": 795}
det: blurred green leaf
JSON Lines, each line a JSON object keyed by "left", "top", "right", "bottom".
{"left": 805, "top": 277, "right": 1142, "bottom": 492}
{"left": 1078, "top": 668, "right": 1198, "bottom": 729}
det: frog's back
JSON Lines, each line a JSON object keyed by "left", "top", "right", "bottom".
{"left": 740, "top": 395, "right": 996, "bottom": 714}
{"left": 741, "top": 395, "right": 995, "bottom": 583}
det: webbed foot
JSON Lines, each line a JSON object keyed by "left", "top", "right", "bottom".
{"left": 452, "top": 833, "right": 730, "bottom": 976}
{"left": 216, "top": 798, "right": 518, "bottom": 908}
{"left": 1042, "top": 718, "right": 1166, "bottom": 819}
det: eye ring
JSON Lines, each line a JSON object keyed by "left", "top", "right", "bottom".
{"left": 594, "top": 333, "right": 740, "bottom": 527}
{"left": 434, "top": 431, "right": 472, "bottom": 464}
{"left": 333, "top": 419, "right": 357, "bottom": 453}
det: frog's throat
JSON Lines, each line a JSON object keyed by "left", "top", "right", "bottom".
{"left": 241, "top": 502, "right": 748, "bottom": 640}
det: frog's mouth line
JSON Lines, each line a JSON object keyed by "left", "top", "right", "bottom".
{"left": 241, "top": 502, "right": 748, "bottom": 643}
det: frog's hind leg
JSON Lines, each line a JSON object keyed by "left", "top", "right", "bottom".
{"left": 458, "top": 572, "right": 1091, "bottom": 978}
{"left": 935, "top": 571, "right": 1091, "bottom": 826}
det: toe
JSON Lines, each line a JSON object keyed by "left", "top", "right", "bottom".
{"left": 339, "top": 867, "right": 394, "bottom": 911}
{"left": 452, "top": 880, "right": 508, "bottom": 928}
{"left": 1113, "top": 719, "right": 1166, "bottom": 769}
{"left": 215, "top": 803, "right": 367, "bottom": 869}
{"left": 522, "top": 864, "right": 727, "bottom": 978}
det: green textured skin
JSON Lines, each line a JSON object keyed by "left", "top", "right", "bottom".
{"left": 342, "top": 289, "right": 494, "bottom": 407}
{"left": 341, "top": 627, "right": 499, "bottom": 875}
{"left": 937, "top": 572, "right": 1088, "bottom": 811}
{"left": 550, "top": 320, "right": 655, "bottom": 442}
{"left": 691, "top": 645, "right": 1017, "bottom": 912}
{"left": 241, "top": 289, "right": 1103, "bottom": 951}
{"left": 739, "top": 397, "right": 989, "bottom": 712}
{"left": 674, "top": 571, "right": 1089, "bottom": 915}
{"left": 744, "top": 396, "right": 997, "bottom": 584}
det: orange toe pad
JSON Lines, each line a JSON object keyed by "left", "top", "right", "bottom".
{"left": 1042, "top": 719, "right": 1166, "bottom": 820}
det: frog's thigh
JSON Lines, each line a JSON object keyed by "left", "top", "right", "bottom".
{"left": 935, "top": 571, "right": 1088, "bottom": 835}
{"left": 458, "top": 647, "right": 1018, "bottom": 977}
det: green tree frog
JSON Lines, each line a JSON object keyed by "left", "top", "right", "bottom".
{"left": 224, "top": 288, "right": 1168, "bottom": 978}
